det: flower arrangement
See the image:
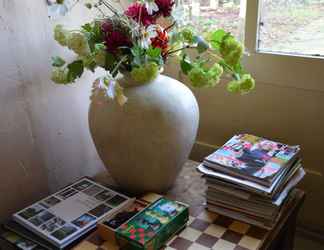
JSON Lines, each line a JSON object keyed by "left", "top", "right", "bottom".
{"left": 51, "top": 0, "right": 255, "bottom": 105}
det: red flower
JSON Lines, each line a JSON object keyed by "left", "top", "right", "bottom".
{"left": 101, "top": 21, "right": 132, "bottom": 54}
{"left": 151, "top": 29, "right": 169, "bottom": 59}
{"left": 155, "top": 0, "right": 174, "bottom": 17}
{"left": 125, "top": 3, "right": 156, "bottom": 26}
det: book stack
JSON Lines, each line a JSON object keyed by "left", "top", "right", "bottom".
{"left": 197, "top": 134, "right": 305, "bottom": 229}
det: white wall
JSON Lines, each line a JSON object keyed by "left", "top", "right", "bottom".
{"left": 0, "top": 0, "right": 105, "bottom": 221}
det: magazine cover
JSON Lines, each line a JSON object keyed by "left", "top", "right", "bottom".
{"left": 205, "top": 134, "right": 300, "bottom": 180}
{"left": 13, "top": 178, "right": 131, "bottom": 248}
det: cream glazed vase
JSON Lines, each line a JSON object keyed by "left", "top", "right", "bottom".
{"left": 89, "top": 74, "right": 199, "bottom": 194}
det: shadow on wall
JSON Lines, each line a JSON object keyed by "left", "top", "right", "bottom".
{"left": 0, "top": 0, "right": 105, "bottom": 221}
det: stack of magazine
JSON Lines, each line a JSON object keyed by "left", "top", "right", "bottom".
{"left": 197, "top": 134, "right": 305, "bottom": 229}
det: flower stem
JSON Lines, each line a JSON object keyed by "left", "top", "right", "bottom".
{"left": 206, "top": 50, "right": 237, "bottom": 75}
{"left": 94, "top": 4, "right": 106, "bottom": 16}
{"left": 167, "top": 45, "right": 195, "bottom": 55}
{"left": 165, "top": 22, "right": 176, "bottom": 31}
{"left": 101, "top": 0, "right": 120, "bottom": 16}
{"left": 111, "top": 55, "right": 128, "bottom": 76}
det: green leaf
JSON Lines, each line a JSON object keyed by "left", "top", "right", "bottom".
{"left": 81, "top": 23, "right": 92, "bottom": 32}
{"left": 147, "top": 47, "right": 161, "bottom": 58}
{"left": 196, "top": 36, "right": 209, "bottom": 53}
{"left": 94, "top": 43, "right": 105, "bottom": 51}
{"left": 211, "top": 29, "right": 227, "bottom": 42}
{"left": 180, "top": 55, "right": 193, "bottom": 75}
{"left": 86, "top": 21, "right": 104, "bottom": 52}
{"left": 67, "top": 60, "right": 84, "bottom": 82}
{"left": 219, "top": 60, "right": 234, "bottom": 74}
{"left": 210, "top": 29, "right": 227, "bottom": 50}
{"left": 131, "top": 46, "right": 144, "bottom": 66}
{"left": 51, "top": 56, "right": 66, "bottom": 67}
{"left": 93, "top": 21, "right": 102, "bottom": 37}
{"left": 86, "top": 60, "right": 97, "bottom": 72}
{"left": 131, "top": 46, "right": 144, "bottom": 57}
{"left": 233, "top": 63, "right": 244, "bottom": 75}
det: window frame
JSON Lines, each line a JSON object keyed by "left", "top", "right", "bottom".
{"left": 243, "top": 0, "right": 324, "bottom": 92}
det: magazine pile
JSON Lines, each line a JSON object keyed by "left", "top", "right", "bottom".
{"left": 8, "top": 177, "right": 132, "bottom": 249}
{"left": 197, "top": 134, "right": 305, "bottom": 229}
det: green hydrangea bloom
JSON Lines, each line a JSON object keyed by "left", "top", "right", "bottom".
{"left": 188, "top": 67, "right": 207, "bottom": 87}
{"left": 181, "top": 28, "right": 195, "bottom": 44}
{"left": 227, "top": 80, "right": 241, "bottom": 93}
{"left": 130, "top": 63, "right": 159, "bottom": 84}
{"left": 207, "top": 63, "right": 223, "bottom": 86}
{"left": 227, "top": 74, "right": 255, "bottom": 94}
{"left": 54, "top": 24, "right": 69, "bottom": 47}
{"left": 67, "top": 32, "right": 90, "bottom": 56}
{"left": 220, "top": 36, "right": 243, "bottom": 67}
{"left": 51, "top": 67, "right": 69, "bottom": 84}
{"left": 224, "top": 46, "right": 243, "bottom": 67}
{"left": 188, "top": 63, "right": 223, "bottom": 88}
{"left": 240, "top": 74, "right": 255, "bottom": 93}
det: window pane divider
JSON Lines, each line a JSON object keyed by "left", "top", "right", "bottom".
{"left": 244, "top": 0, "right": 259, "bottom": 54}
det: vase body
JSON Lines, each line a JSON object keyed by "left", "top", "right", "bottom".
{"left": 89, "top": 74, "right": 199, "bottom": 194}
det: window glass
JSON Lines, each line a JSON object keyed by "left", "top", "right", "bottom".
{"left": 258, "top": 0, "right": 324, "bottom": 57}
{"left": 177, "top": 0, "right": 246, "bottom": 42}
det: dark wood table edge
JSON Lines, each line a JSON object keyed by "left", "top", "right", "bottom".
{"left": 261, "top": 189, "right": 306, "bottom": 250}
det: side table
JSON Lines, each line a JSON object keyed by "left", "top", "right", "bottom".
{"left": 75, "top": 160, "right": 305, "bottom": 250}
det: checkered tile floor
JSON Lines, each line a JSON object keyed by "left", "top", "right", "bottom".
{"left": 73, "top": 205, "right": 269, "bottom": 250}
{"left": 165, "top": 205, "right": 268, "bottom": 250}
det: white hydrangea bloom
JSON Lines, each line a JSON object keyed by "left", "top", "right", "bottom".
{"left": 54, "top": 24, "right": 69, "bottom": 46}
{"left": 66, "top": 32, "right": 90, "bottom": 56}
{"left": 51, "top": 67, "right": 69, "bottom": 84}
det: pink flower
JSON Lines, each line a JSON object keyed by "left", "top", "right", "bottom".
{"left": 155, "top": 0, "right": 174, "bottom": 17}
{"left": 125, "top": 3, "right": 156, "bottom": 26}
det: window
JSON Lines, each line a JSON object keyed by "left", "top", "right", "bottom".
{"left": 178, "top": 0, "right": 324, "bottom": 59}
{"left": 173, "top": 0, "right": 324, "bottom": 91}
{"left": 177, "top": 0, "right": 246, "bottom": 42}
{"left": 257, "top": 0, "right": 324, "bottom": 57}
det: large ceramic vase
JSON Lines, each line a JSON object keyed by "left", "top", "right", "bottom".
{"left": 89, "top": 74, "right": 199, "bottom": 194}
